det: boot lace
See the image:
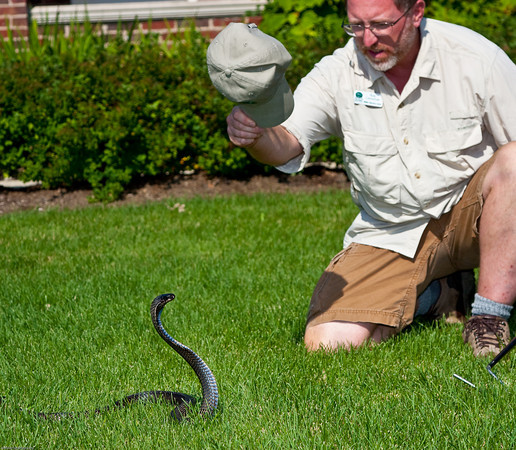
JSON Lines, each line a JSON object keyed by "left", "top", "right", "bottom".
{"left": 467, "top": 316, "right": 507, "bottom": 349}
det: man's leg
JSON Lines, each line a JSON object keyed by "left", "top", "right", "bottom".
{"left": 463, "top": 142, "right": 516, "bottom": 356}
{"left": 477, "top": 142, "right": 516, "bottom": 304}
{"left": 421, "top": 271, "right": 475, "bottom": 323}
{"left": 301, "top": 226, "right": 467, "bottom": 353}
{"left": 304, "top": 269, "right": 474, "bottom": 351}
{"left": 302, "top": 243, "right": 425, "bottom": 353}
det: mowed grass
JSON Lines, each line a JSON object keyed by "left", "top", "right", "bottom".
{"left": 0, "top": 190, "right": 514, "bottom": 448}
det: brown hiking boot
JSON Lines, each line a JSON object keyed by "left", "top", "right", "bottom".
{"left": 462, "top": 315, "right": 511, "bottom": 357}
{"left": 425, "top": 270, "right": 475, "bottom": 324}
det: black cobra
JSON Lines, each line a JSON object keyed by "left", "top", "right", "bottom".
{"left": 147, "top": 293, "right": 219, "bottom": 419}
{"left": 3, "top": 293, "right": 219, "bottom": 422}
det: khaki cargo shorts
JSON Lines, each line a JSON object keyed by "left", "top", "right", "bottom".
{"left": 306, "top": 155, "right": 496, "bottom": 332}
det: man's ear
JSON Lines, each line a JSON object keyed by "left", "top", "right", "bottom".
{"left": 412, "top": 0, "right": 426, "bottom": 27}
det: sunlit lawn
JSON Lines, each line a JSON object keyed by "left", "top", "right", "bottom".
{"left": 1, "top": 190, "right": 514, "bottom": 448}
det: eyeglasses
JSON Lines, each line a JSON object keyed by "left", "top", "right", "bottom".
{"left": 342, "top": 3, "right": 414, "bottom": 37}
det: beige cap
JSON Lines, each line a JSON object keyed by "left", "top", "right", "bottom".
{"left": 207, "top": 23, "right": 294, "bottom": 128}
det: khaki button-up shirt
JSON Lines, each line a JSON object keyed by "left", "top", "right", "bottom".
{"left": 279, "top": 18, "right": 516, "bottom": 258}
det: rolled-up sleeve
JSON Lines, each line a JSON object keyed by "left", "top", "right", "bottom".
{"left": 276, "top": 59, "right": 343, "bottom": 174}
{"left": 483, "top": 48, "right": 516, "bottom": 147}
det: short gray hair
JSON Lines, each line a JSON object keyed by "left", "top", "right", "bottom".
{"left": 394, "top": 0, "right": 419, "bottom": 12}
{"left": 345, "top": 0, "right": 420, "bottom": 15}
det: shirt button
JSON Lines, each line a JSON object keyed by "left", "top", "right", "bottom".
{"left": 403, "top": 138, "right": 409, "bottom": 145}
{"left": 414, "top": 172, "right": 421, "bottom": 179}
{"left": 399, "top": 102, "right": 405, "bottom": 108}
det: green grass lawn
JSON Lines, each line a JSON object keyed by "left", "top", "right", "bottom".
{"left": 0, "top": 190, "right": 514, "bottom": 448}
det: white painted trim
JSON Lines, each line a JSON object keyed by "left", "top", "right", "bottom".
{"left": 31, "top": 0, "right": 267, "bottom": 24}
{"left": 0, "top": 178, "right": 42, "bottom": 189}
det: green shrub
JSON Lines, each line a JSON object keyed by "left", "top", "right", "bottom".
{"left": 259, "top": 0, "right": 347, "bottom": 87}
{"left": 0, "top": 21, "right": 265, "bottom": 201}
{"left": 425, "top": 0, "right": 515, "bottom": 60}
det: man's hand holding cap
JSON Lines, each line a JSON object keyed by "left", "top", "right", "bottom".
{"left": 207, "top": 23, "right": 294, "bottom": 128}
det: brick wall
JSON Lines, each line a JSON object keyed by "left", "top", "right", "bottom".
{"left": 0, "top": 0, "right": 29, "bottom": 38}
{"left": 18, "top": 0, "right": 266, "bottom": 40}
{"left": 97, "top": 15, "right": 263, "bottom": 40}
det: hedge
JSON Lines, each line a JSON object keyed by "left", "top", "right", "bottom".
{"left": 0, "top": 21, "right": 261, "bottom": 201}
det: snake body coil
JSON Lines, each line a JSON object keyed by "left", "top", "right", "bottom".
{"left": 6, "top": 293, "right": 218, "bottom": 422}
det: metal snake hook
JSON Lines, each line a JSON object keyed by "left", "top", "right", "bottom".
{"left": 454, "top": 337, "right": 516, "bottom": 388}
{"left": 486, "top": 336, "right": 516, "bottom": 385}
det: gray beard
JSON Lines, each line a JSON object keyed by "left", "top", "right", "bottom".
{"left": 356, "top": 24, "right": 418, "bottom": 73}
{"left": 365, "top": 54, "right": 399, "bottom": 72}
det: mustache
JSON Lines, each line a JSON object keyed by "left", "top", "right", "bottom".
{"left": 361, "top": 44, "right": 386, "bottom": 52}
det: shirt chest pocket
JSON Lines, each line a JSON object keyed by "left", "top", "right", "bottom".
{"left": 424, "top": 117, "right": 483, "bottom": 156}
{"left": 343, "top": 131, "right": 401, "bottom": 205}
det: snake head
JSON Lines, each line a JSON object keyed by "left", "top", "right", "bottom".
{"left": 158, "top": 293, "right": 175, "bottom": 303}
{"left": 151, "top": 293, "right": 175, "bottom": 310}
{"left": 150, "top": 293, "right": 175, "bottom": 326}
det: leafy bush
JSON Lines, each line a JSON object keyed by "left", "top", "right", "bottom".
{"left": 259, "top": 0, "right": 347, "bottom": 86}
{"left": 0, "top": 20, "right": 265, "bottom": 201}
{"left": 425, "top": 0, "right": 515, "bottom": 60}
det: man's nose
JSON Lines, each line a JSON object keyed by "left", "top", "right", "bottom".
{"left": 362, "top": 28, "right": 379, "bottom": 47}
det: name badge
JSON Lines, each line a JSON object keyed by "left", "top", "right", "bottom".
{"left": 354, "top": 90, "right": 383, "bottom": 108}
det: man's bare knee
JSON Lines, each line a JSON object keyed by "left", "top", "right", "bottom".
{"left": 304, "top": 320, "right": 394, "bottom": 352}
{"left": 483, "top": 142, "right": 516, "bottom": 196}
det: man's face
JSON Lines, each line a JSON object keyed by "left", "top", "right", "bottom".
{"left": 347, "top": 0, "right": 420, "bottom": 72}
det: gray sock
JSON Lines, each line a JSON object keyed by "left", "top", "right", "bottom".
{"left": 471, "top": 293, "right": 513, "bottom": 320}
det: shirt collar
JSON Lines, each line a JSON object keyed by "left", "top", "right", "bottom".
{"left": 413, "top": 18, "right": 441, "bottom": 82}
{"left": 352, "top": 42, "right": 383, "bottom": 88}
